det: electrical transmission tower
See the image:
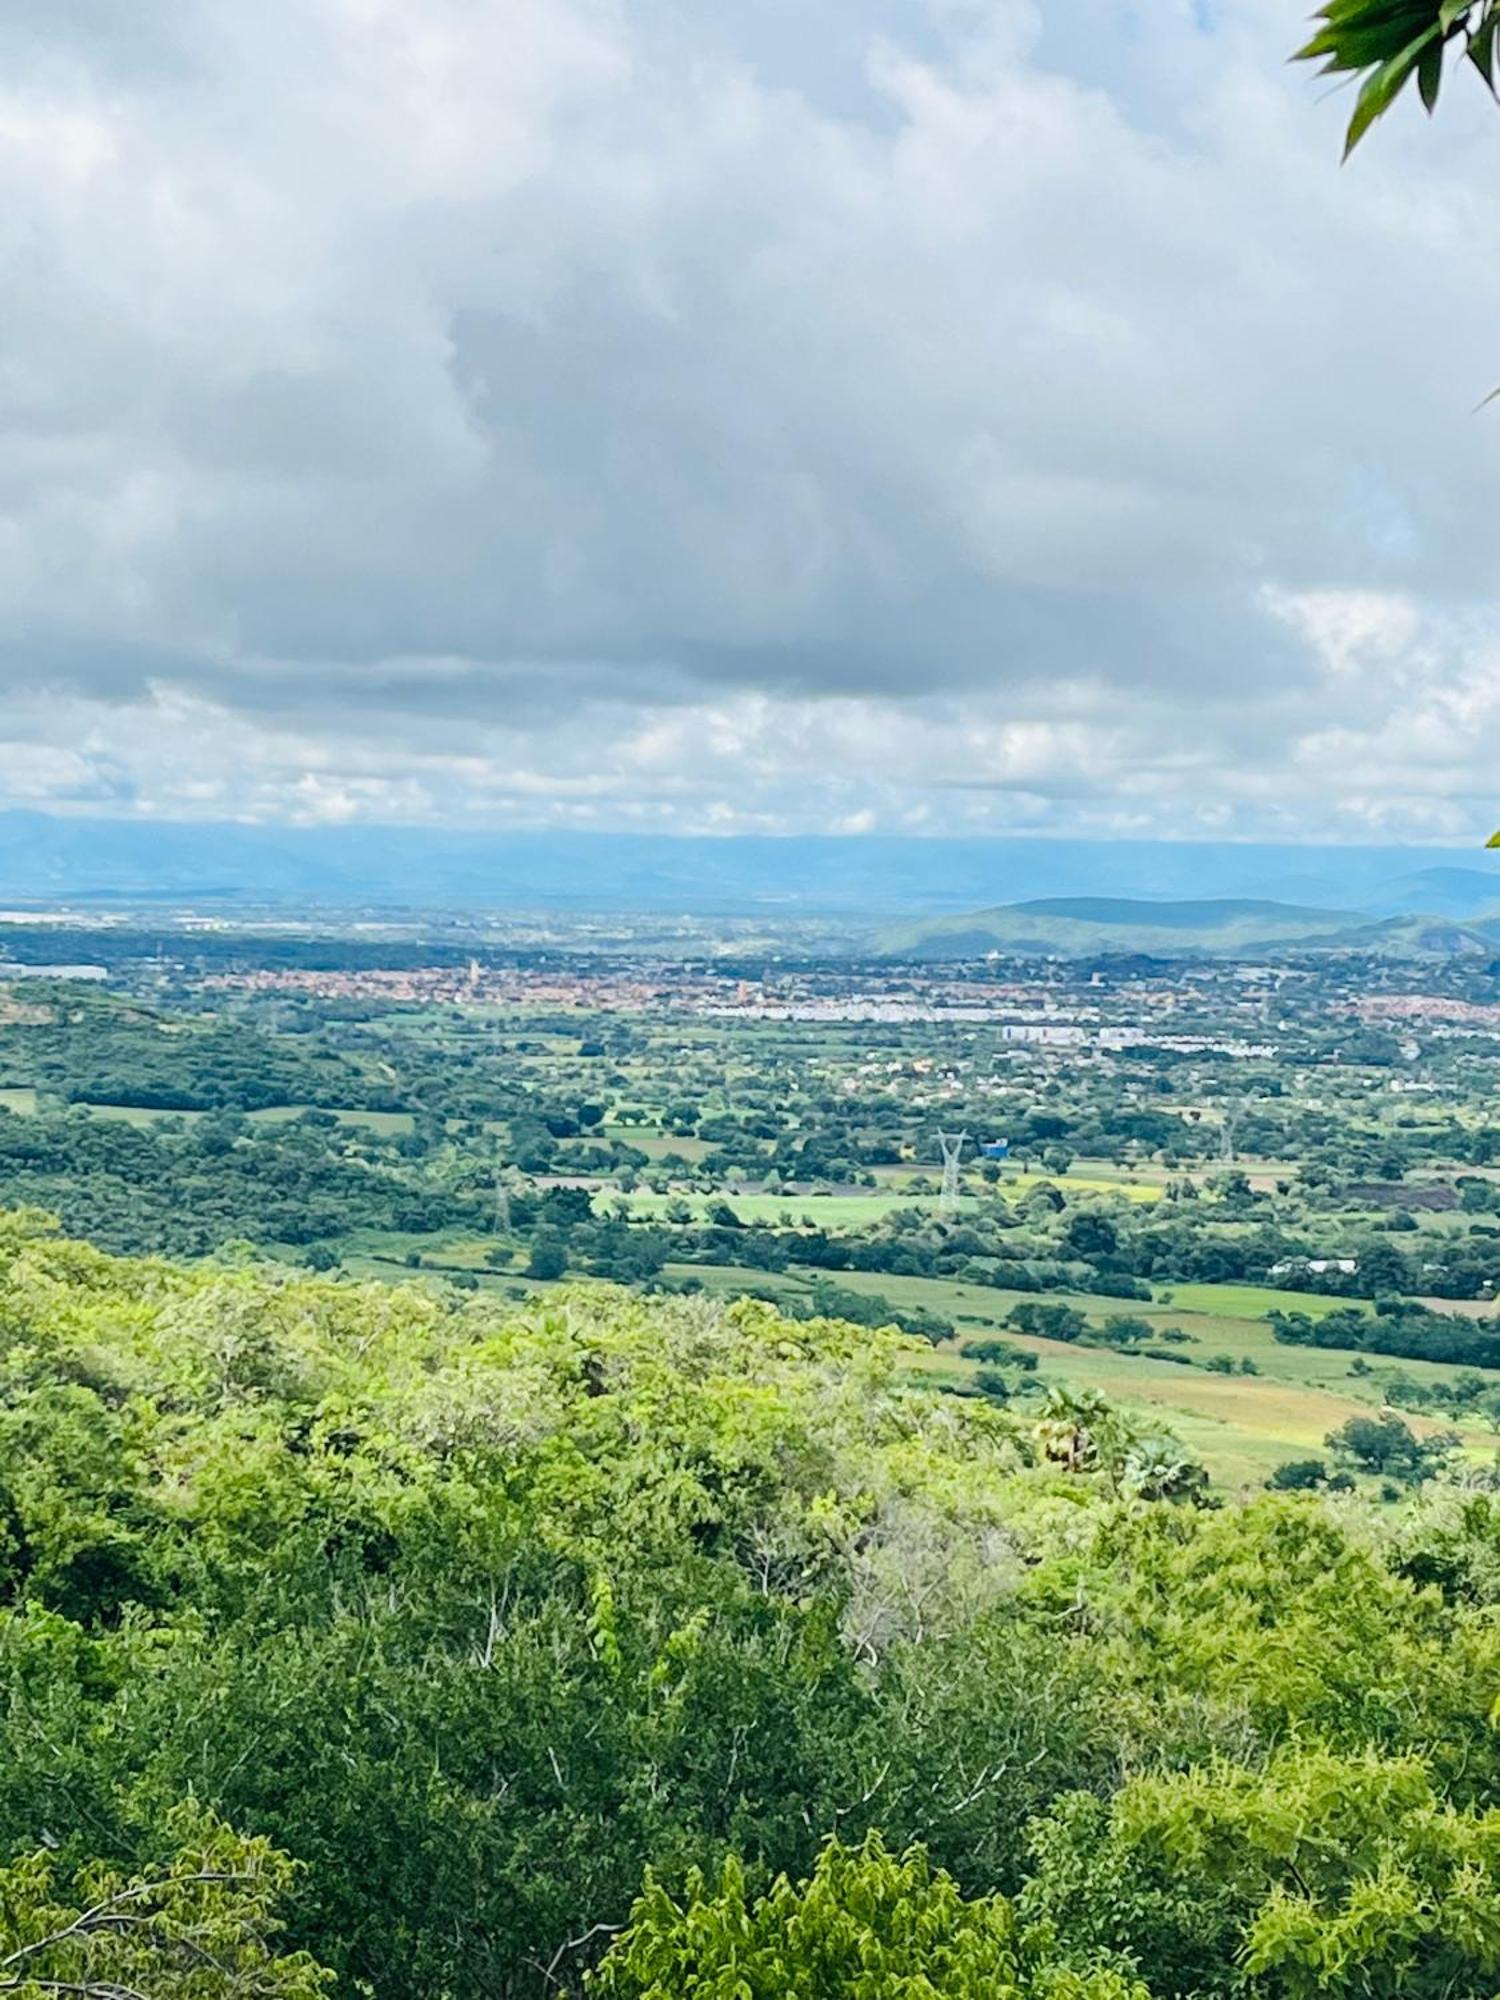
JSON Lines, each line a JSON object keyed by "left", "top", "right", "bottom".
{"left": 937, "top": 1131, "right": 969, "bottom": 1212}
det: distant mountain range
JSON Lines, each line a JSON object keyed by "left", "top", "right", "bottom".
{"left": 1372, "top": 866, "right": 1500, "bottom": 917}
{"left": 877, "top": 896, "right": 1500, "bottom": 960}
{"left": 0, "top": 812, "right": 1499, "bottom": 922}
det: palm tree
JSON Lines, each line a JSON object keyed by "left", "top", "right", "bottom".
{"left": 1032, "top": 1387, "right": 1113, "bottom": 1474}
{"left": 1121, "top": 1438, "right": 1208, "bottom": 1503}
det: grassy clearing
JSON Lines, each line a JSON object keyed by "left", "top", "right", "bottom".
{"left": 86, "top": 1103, "right": 205, "bottom": 1127}
{"left": 0, "top": 1094, "right": 201, "bottom": 1126}
{"left": 1000, "top": 1170, "right": 1162, "bottom": 1204}
{"left": 606, "top": 1169, "right": 1165, "bottom": 1224}
{"left": 1155, "top": 1282, "right": 1368, "bottom": 1320}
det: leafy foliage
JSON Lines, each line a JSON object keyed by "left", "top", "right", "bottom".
{"left": 0, "top": 1215, "right": 1497, "bottom": 1994}
{"left": 590, "top": 1832, "right": 1147, "bottom": 2000}
{"left": 0, "top": 1805, "right": 331, "bottom": 2000}
{"left": 1023, "top": 1749, "right": 1500, "bottom": 1999}
{"left": 1294, "top": 0, "right": 1500, "bottom": 156}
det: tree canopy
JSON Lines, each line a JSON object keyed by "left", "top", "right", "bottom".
{"left": 591, "top": 1833, "right": 1148, "bottom": 2000}
{"left": 2, "top": 1213, "right": 1500, "bottom": 1994}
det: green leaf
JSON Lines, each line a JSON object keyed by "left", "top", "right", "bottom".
{"left": 1305, "top": 23, "right": 1439, "bottom": 70}
{"left": 1468, "top": 6, "right": 1499, "bottom": 86}
{"left": 1486, "top": 829, "right": 1500, "bottom": 847}
{"left": 1418, "top": 36, "right": 1444, "bottom": 104}
{"left": 1342, "top": 24, "right": 1441, "bottom": 151}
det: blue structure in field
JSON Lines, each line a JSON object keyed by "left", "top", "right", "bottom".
{"left": 980, "top": 1139, "right": 1009, "bottom": 1159}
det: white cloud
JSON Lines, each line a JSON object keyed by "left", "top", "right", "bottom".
{"left": 0, "top": 0, "right": 1498, "bottom": 837}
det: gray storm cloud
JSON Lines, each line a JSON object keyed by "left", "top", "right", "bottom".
{"left": 0, "top": 0, "right": 1498, "bottom": 834}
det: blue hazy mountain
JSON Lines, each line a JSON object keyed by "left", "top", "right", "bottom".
{"left": 878, "top": 897, "right": 1496, "bottom": 960}
{"left": 1361, "top": 866, "right": 1500, "bottom": 917}
{"left": 0, "top": 812, "right": 1499, "bottom": 917}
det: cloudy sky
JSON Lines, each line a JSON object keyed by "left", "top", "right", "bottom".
{"left": 3, "top": 0, "right": 1499, "bottom": 840}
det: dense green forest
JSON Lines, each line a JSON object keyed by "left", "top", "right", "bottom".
{"left": 1, "top": 1208, "right": 1498, "bottom": 1995}
{"left": 0, "top": 1109, "right": 475, "bottom": 1255}
{"left": 0, "top": 990, "right": 391, "bottom": 1113}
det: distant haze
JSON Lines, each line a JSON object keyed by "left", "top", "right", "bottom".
{"left": 3, "top": 815, "right": 1500, "bottom": 919}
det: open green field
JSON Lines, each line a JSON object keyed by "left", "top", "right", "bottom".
{"left": 0, "top": 1095, "right": 207, "bottom": 1127}
{"left": 87, "top": 1102, "right": 204, "bottom": 1127}
{"left": 1153, "top": 1281, "right": 1368, "bottom": 1320}
{"left": 606, "top": 1166, "right": 1165, "bottom": 1225}
{"left": 1003, "top": 1168, "right": 1163, "bottom": 1204}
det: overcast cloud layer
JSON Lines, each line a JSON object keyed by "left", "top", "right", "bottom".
{"left": 2, "top": 0, "right": 1499, "bottom": 839}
